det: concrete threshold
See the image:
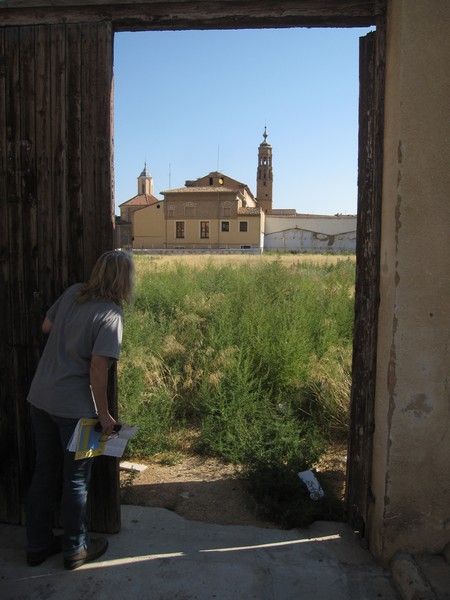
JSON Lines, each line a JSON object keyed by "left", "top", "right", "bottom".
{"left": 391, "top": 552, "right": 450, "bottom": 600}
{"left": 1, "top": 505, "right": 401, "bottom": 599}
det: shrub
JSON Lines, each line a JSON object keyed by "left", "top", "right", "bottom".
{"left": 118, "top": 254, "right": 355, "bottom": 526}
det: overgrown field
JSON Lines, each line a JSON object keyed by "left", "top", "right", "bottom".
{"left": 118, "top": 253, "right": 355, "bottom": 526}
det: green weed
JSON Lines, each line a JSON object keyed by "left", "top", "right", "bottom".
{"left": 118, "top": 255, "right": 355, "bottom": 526}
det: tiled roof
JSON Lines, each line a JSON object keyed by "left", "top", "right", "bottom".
{"left": 119, "top": 194, "right": 160, "bottom": 207}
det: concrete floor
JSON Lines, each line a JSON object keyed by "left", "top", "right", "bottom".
{"left": 0, "top": 505, "right": 401, "bottom": 600}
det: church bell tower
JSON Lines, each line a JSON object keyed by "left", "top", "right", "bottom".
{"left": 256, "top": 127, "right": 273, "bottom": 214}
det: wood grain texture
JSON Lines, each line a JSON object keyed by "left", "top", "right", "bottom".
{"left": 0, "top": 1, "right": 385, "bottom": 29}
{"left": 346, "top": 19, "right": 386, "bottom": 539}
{"left": 0, "top": 22, "right": 117, "bottom": 529}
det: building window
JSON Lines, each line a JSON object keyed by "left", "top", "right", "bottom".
{"left": 221, "top": 221, "right": 230, "bottom": 232}
{"left": 176, "top": 221, "right": 185, "bottom": 239}
{"left": 223, "top": 207, "right": 231, "bottom": 217}
{"left": 200, "top": 221, "right": 210, "bottom": 239}
{"left": 239, "top": 221, "right": 248, "bottom": 232}
{"left": 168, "top": 205, "right": 175, "bottom": 217}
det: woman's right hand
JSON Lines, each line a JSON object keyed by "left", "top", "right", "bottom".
{"left": 97, "top": 411, "right": 116, "bottom": 437}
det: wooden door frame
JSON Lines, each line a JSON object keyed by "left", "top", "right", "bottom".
{"left": 0, "top": 2, "right": 385, "bottom": 30}
{"left": 0, "top": 1, "right": 386, "bottom": 536}
{"left": 346, "top": 23, "right": 386, "bottom": 537}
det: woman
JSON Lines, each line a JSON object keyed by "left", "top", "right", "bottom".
{"left": 26, "top": 250, "right": 134, "bottom": 570}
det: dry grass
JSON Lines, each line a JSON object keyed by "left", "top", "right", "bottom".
{"left": 313, "top": 442, "right": 348, "bottom": 502}
{"left": 133, "top": 252, "right": 355, "bottom": 275}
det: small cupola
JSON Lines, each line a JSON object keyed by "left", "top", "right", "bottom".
{"left": 137, "top": 162, "right": 154, "bottom": 195}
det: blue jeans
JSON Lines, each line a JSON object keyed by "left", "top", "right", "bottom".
{"left": 26, "top": 406, "right": 94, "bottom": 558}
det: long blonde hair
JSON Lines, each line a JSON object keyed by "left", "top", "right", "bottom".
{"left": 76, "top": 250, "right": 135, "bottom": 306}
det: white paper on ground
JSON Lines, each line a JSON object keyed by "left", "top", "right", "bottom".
{"left": 298, "top": 470, "right": 325, "bottom": 500}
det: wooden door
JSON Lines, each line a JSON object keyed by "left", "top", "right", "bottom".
{"left": 0, "top": 22, "right": 120, "bottom": 532}
{"left": 346, "top": 23, "right": 386, "bottom": 538}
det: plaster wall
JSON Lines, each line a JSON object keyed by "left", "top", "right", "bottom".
{"left": 264, "top": 229, "right": 356, "bottom": 253}
{"left": 369, "top": 0, "right": 450, "bottom": 561}
{"left": 132, "top": 205, "right": 166, "bottom": 249}
{"left": 165, "top": 216, "right": 262, "bottom": 249}
{"left": 132, "top": 195, "right": 263, "bottom": 249}
{"left": 165, "top": 192, "right": 239, "bottom": 219}
{"left": 264, "top": 215, "right": 356, "bottom": 252}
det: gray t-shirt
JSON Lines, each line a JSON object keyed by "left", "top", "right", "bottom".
{"left": 28, "top": 283, "right": 124, "bottom": 419}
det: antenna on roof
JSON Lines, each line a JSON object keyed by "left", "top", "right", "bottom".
{"left": 169, "top": 162, "right": 171, "bottom": 190}
{"left": 217, "top": 145, "right": 220, "bottom": 172}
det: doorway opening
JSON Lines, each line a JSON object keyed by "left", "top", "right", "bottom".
{"left": 113, "top": 25, "right": 383, "bottom": 534}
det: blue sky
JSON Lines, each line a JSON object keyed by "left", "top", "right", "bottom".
{"left": 114, "top": 27, "right": 373, "bottom": 216}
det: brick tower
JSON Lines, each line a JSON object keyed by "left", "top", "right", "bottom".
{"left": 256, "top": 127, "right": 273, "bottom": 214}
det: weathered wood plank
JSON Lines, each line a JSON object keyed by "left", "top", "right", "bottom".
{"left": 51, "top": 24, "right": 68, "bottom": 292}
{"left": 0, "top": 1, "right": 385, "bottom": 29}
{"left": 97, "top": 20, "right": 114, "bottom": 254}
{"left": 79, "top": 23, "right": 113, "bottom": 264}
{"left": 66, "top": 23, "right": 84, "bottom": 284}
{"left": 18, "top": 24, "right": 38, "bottom": 354}
{"left": 35, "top": 25, "right": 55, "bottom": 306}
{"left": 0, "top": 0, "right": 386, "bottom": 13}
{"left": 346, "top": 19, "right": 385, "bottom": 538}
{"left": 1, "top": 27, "right": 23, "bottom": 525}
{"left": 80, "top": 23, "right": 98, "bottom": 279}
{"left": 0, "top": 26, "right": 14, "bottom": 524}
{"left": 347, "top": 30, "right": 377, "bottom": 538}
{"left": 17, "top": 25, "right": 39, "bottom": 522}
{"left": 1, "top": 0, "right": 381, "bottom": 6}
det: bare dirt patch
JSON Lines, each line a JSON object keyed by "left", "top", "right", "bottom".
{"left": 120, "top": 455, "right": 278, "bottom": 528}
{"left": 120, "top": 444, "right": 347, "bottom": 529}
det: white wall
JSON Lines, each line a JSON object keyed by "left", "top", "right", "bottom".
{"left": 264, "top": 215, "right": 356, "bottom": 252}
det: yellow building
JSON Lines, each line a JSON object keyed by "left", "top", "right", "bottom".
{"left": 132, "top": 170, "right": 265, "bottom": 251}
